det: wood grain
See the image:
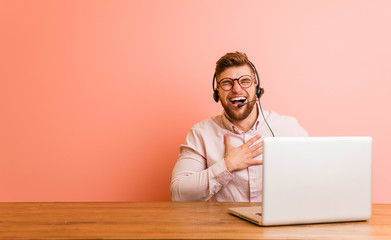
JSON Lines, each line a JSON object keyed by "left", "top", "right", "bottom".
{"left": 0, "top": 202, "right": 390, "bottom": 239}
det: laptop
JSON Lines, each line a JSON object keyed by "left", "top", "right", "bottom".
{"left": 228, "top": 137, "right": 373, "bottom": 226}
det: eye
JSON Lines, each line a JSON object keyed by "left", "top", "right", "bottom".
{"left": 220, "top": 80, "right": 233, "bottom": 86}
{"left": 240, "top": 78, "right": 252, "bottom": 85}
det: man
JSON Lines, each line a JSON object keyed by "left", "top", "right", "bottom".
{"left": 170, "top": 52, "right": 308, "bottom": 202}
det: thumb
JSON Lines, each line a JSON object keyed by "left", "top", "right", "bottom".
{"left": 224, "top": 134, "right": 232, "bottom": 149}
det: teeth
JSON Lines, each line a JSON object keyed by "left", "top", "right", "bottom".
{"left": 230, "top": 97, "right": 246, "bottom": 101}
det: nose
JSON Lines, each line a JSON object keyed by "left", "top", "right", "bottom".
{"left": 232, "top": 80, "right": 243, "bottom": 92}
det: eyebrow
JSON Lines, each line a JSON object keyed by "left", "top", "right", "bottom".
{"left": 218, "top": 75, "right": 253, "bottom": 81}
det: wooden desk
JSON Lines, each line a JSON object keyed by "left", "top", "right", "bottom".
{"left": 0, "top": 202, "right": 390, "bottom": 239}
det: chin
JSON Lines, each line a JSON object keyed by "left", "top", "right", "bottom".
{"left": 224, "top": 104, "right": 255, "bottom": 121}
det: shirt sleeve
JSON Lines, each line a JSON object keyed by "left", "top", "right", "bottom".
{"left": 170, "top": 127, "right": 233, "bottom": 201}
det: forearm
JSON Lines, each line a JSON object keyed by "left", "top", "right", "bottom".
{"left": 170, "top": 160, "right": 233, "bottom": 201}
{"left": 170, "top": 169, "right": 211, "bottom": 201}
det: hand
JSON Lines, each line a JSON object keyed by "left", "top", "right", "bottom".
{"left": 224, "top": 134, "right": 264, "bottom": 172}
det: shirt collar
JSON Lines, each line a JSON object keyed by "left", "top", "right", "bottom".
{"left": 221, "top": 103, "right": 261, "bottom": 134}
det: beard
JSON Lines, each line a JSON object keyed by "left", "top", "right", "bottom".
{"left": 221, "top": 95, "right": 257, "bottom": 121}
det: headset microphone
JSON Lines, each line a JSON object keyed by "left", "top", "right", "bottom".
{"left": 238, "top": 99, "right": 257, "bottom": 108}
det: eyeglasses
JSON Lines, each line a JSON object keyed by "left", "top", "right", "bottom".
{"left": 217, "top": 75, "right": 255, "bottom": 91}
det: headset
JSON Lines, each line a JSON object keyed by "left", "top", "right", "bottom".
{"left": 212, "top": 61, "right": 264, "bottom": 102}
{"left": 212, "top": 61, "right": 275, "bottom": 137}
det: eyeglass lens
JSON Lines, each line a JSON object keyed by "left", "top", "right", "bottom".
{"left": 219, "top": 75, "right": 253, "bottom": 90}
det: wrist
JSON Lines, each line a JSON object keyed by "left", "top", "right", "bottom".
{"left": 224, "top": 158, "right": 234, "bottom": 172}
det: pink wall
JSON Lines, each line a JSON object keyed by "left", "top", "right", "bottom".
{"left": 1, "top": 0, "right": 390, "bottom": 203}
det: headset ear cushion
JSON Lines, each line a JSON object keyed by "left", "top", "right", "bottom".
{"left": 213, "top": 90, "right": 219, "bottom": 102}
{"left": 257, "top": 87, "right": 264, "bottom": 98}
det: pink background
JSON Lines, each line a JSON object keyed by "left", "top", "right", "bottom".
{"left": 1, "top": 0, "right": 390, "bottom": 203}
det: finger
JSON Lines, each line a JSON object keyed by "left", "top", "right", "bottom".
{"left": 249, "top": 141, "right": 263, "bottom": 152}
{"left": 224, "top": 134, "right": 232, "bottom": 148}
{"left": 243, "top": 134, "right": 262, "bottom": 148}
{"left": 248, "top": 159, "right": 263, "bottom": 166}
{"left": 251, "top": 148, "right": 264, "bottom": 158}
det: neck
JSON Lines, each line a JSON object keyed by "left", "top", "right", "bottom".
{"left": 225, "top": 103, "right": 259, "bottom": 132}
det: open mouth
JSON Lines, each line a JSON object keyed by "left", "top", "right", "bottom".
{"left": 229, "top": 96, "right": 247, "bottom": 108}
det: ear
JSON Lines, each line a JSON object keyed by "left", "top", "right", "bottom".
{"left": 213, "top": 89, "right": 220, "bottom": 102}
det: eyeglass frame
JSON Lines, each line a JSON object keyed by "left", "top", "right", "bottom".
{"left": 217, "top": 75, "right": 256, "bottom": 91}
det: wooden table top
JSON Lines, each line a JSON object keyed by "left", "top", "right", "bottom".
{"left": 0, "top": 202, "right": 390, "bottom": 239}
